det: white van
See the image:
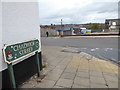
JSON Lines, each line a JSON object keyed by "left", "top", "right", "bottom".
{"left": 0, "top": 1, "right": 41, "bottom": 88}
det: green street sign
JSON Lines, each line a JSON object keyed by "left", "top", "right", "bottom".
{"left": 3, "top": 39, "right": 39, "bottom": 64}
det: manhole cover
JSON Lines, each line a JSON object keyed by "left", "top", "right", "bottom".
{"left": 61, "top": 48, "right": 81, "bottom": 53}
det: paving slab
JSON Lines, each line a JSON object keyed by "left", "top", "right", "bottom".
{"left": 90, "top": 76, "right": 106, "bottom": 85}
{"left": 78, "top": 64, "right": 89, "bottom": 70}
{"left": 74, "top": 76, "right": 90, "bottom": 87}
{"left": 67, "top": 56, "right": 80, "bottom": 69}
{"left": 106, "top": 81, "right": 118, "bottom": 88}
{"left": 20, "top": 79, "right": 39, "bottom": 88}
{"left": 35, "top": 80, "right": 56, "bottom": 88}
{"left": 90, "top": 83, "right": 108, "bottom": 88}
{"left": 50, "top": 68, "right": 64, "bottom": 75}
{"left": 90, "top": 71, "right": 103, "bottom": 78}
{"left": 45, "top": 65, "right": 56, "bottom": 72}
{"left": 103, "top": 72, "right": 118, "bottom": 78}
{"left": 61, "top": 72, "right": 76, "bottom": 80}
{"left": 56, "top": 78, "right": 73, "bottom": 88}
{"left": 44, "top": 73, "right": 61, "bottom": 81}
{"left": 64, "top": 67, "right": 77, "bottom": 74}
{"left": 53, "top": 86, "right": 71, "bottom": 90}
{"left": 72, "top": 84, "right": 89, "bottom": 88}
{"left": 78, "top": 69, "right": 89, "bottom": 73}
{"left": 55, "top": 65, "right": 67, "bottom": 70}
{"left": 53, "top": 85, "right": 64, "bottom": 88}
{"left": 103, "top": 74, "right": 118, "bottom": 82}
{"left": 20, "top": 83, "right": 35, "bottom": 88}
{"left": 76, "top": 71, "right": 89, "bottom": 79}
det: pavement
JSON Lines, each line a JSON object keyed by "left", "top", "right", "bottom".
{"left": 19, "top": 46, "right": 119, "bottom": 89}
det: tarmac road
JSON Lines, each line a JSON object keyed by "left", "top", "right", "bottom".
{"left": 41, "top": 37, "right": 119, "bottom": 63}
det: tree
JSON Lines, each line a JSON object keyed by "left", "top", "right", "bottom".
{"left": 90, "top": 24, "right": 99, "bottom": 30}
{"left": 89, "top": 24, "right": 104, "bottom": 30}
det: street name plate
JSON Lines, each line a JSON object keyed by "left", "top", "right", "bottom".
{"left": 3, "top": 39, "right": 39, "bottom": 64}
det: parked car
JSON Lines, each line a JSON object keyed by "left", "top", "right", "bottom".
{"left": 81, "top": 29, "right": 91, "bottom": 34}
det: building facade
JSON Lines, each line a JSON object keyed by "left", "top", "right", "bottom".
{"left": 105, "top": 19, "right": 120, "bottom": 32}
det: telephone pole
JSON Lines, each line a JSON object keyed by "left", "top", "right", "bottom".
{"left": 60, "top": 19, "right": 63, "bottom": 36}
{"left": 61, "top": 19, "right": 62, "bottom": 25}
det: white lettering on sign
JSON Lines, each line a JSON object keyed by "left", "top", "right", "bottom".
{"left": 13, "top": 42, "right": 34, "bottom": 51}
{"left": 19, "top": 47, "right": 33, "bottom": 56}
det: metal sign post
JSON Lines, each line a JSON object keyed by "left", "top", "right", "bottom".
{"left": 35, "top": 51, "right": 40, "bottom": 77}
{"left": 7, "top": 63, "right": 16, "bottom": 89}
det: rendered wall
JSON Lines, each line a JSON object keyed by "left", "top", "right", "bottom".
{"left": 0, "top": 1, "right": 2, "bottom": 89}
{"left": 0, "top": 1, "right": 42, "bottom": 88}
{"left": 0, "top": 1, "right": 2, "bottom": 72}
{"left": 1, "top": 2, "right": 41, "bottom": 71}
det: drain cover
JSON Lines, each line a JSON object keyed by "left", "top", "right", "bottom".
{"left": 61, "top": 48, "right": 81, "bottom": 53}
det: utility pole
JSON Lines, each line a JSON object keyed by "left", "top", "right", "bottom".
{"left": 59, "top": 19, "right": 63, "bottom": 36}
{"left": 61, "top": 19, "right": 62, "bottom": 25}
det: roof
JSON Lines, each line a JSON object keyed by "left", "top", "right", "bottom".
{"left": 105, "top": 19, "right": 120, "bottom": 21}
{"left": 55, "top": 27, "right": 72, "bottom": 31}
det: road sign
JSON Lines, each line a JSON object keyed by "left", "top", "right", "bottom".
{"left": 3, "top": 39, "right": 39, "bottom": 64}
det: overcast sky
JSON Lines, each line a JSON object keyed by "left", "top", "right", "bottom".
{"left": 39, "top": 0, "right": 119, "bottom": 25}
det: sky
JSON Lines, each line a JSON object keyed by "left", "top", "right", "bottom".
{"left": 39, "top": 0, "right": 119, "bottom": 25}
